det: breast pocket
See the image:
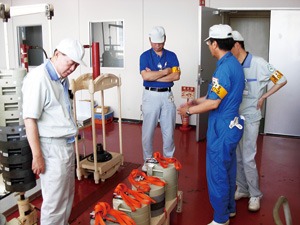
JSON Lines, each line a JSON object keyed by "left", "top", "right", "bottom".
{"left": 245, "top": 78, "right": 257, "bottom": 98}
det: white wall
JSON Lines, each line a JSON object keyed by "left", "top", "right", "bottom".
{"left": 0, "top": 0, "right": 199, "bottom": 125}
{"left": 264, "top": 10, "right": 300, "bottom": 136}
{"left": 143, "top": 0, "right": 199, "bottom": 125}
{"left": 1, "top": 0, "right": 299, "bottom": 126}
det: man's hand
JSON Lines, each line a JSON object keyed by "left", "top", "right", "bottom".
{"left": 257, "top": 97, "right": 265, "bottom": 110}
{"left": 177, "top": 104, "right": 189, "bottom": 117}
{"left": 162, "top": 67, "right": 172, "bottom": 75}
{"left": 32, "top": 154, "right": 45, "bottom": 175}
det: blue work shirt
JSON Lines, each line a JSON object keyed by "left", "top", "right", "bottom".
{"left": 139, "top": 48, "right": 179, "bottom": 88}
{"left": 207, "top": 52, "right": 245, "bottom": 120}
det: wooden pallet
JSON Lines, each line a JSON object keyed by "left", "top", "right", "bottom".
{"left": 151, "top": 190, "right": 183, "bottom": 225}
{"left": 79, "top": 152, "right": 123, "bottom": 183}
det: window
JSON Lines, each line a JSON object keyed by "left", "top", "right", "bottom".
{"left": 90, "top": 21, "right": 124, "bottom": 68}
{"left": 17, "top": 25, "right": 45, "bottom": 67}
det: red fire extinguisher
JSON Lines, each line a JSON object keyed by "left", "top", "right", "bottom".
{"left": 20, "top": 44, "right": 29, "bottom": 72}
{"left": 180, "top": 99, "right": 192, "bottom": 131}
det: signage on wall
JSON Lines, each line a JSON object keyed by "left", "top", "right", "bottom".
{"left": 181, "top": 86, "right": 195, "bottom": 99}
{"left": 200, "top": 0, "right": 205, "bottom": 6}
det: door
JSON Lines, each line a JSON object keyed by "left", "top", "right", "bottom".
{"left": 225, "top": 11, "right": 270, "bottom": 133}
{"left": 196, "top": 6, "right": 222, "bottom": 141}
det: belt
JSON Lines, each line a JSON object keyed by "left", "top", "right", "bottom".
{"left": 145, "top": 87, "right": 171, "bottom": 92}
{"left": 40, "top": 137, "right": 74, "bottom": 144}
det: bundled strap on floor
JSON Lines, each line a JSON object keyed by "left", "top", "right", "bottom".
{"left": 113, "top": 183, "right": 155, "bottom": 212}
{"left": 153, "top": 152, "right": 182, "bottom": 170}
{"left": 128, "top": 169, "right": 167, "bottom": 192}
{"left": 93, "top": 202, "right": 136, "bottom": 225}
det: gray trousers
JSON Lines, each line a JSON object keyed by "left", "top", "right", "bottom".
{"left": 39, "top": 140, "right": 75, "bottom": 225}
{"left": 236, "top": 120, "right": 263, "bottom": 198}
{"left": 142, "top": 89, "right": 176, "bottom": 161}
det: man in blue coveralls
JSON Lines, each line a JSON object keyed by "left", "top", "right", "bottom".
{"left": 139, "top": 26, "right": 181, "bottom": 171}
{"left": 178, "top": 24, "right": 245, "bottom": 225}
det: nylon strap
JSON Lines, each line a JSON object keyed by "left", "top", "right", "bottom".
{"left": 153, "top": 152, "right": 182, "bottom": 170}
{"left": 128, "top": 169, "right": 167, "bottom": 192}
{"left": 114, "top": 183, "right": 156, "bottom": 212}
{"left": 94, "top": 201, "right": 136, "bottom": 225}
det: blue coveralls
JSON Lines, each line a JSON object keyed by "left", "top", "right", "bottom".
{"left": 206, "top": 52, "right": 245, "bottom": 223}
{"left": 139, "top": 48, "right": 180, "bottom": 161}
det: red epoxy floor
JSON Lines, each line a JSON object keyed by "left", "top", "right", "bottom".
{"left": 6, "top": 121, "right": 300, "bottom": 225}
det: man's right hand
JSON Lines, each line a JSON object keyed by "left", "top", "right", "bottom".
{"left": 32, "top": 155, "right": 45, "bottom": 175}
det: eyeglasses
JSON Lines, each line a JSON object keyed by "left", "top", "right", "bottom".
{"left": 206, "top": 40, "right": 210, "bottom": 46}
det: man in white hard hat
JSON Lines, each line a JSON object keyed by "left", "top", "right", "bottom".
{"left": 231, "top": 30, "right": 287, "bottom": 212}
{"left": 139, "top": 26, "right": 181, "bottom": 171}
{"left": 178, "top": 24, "right": 245, "bottom": 225}
{"left": 22, "top": 38, "right": 86, "bottom": 225}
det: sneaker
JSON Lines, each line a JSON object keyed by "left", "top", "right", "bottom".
{"left": 248, "top": 197, "right": 260, "bottom": 211}
{"left": 208, "top": 220, "right": 229, "bottom": 225}
{"left": 229, "top": 212, "right": 236, "bottom": 217}
{"left": 235, "top": 190, "right": 250, "bottom": 200}
{"left": 141, "top": 162, "right": 147, "bottom": 172}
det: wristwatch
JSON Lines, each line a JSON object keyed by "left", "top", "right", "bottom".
{"left": 186, "top": 108, "right": 191, "bottom": 116}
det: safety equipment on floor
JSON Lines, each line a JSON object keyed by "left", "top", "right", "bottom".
{"left": 153, "top": 152, "right": 182, "bottom": 170}
{"left": 85, "top": 143, "right": 112, "bottom": 163}
{"left": 113, "top": 183, "right": 155, "bottom": 212}
{"left": 91, "top": 202, "right": 136, "bottom": 225}
{"left": 179, "top": 114, "right": 192, "bottom": 131}
{"left": 128, "top": 169, "right": 167, "bottom": 192}
{"left": 145, "top": 153, "right": 181, "bottom": 201}
{"left": 129, "top": 169, "right": 167, "bottom": 218}
{"left": 113, "top": 183, "right": 154, "bottom": 225}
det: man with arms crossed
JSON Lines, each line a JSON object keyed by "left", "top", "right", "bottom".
{"left": 140, "top": 26, "right": 181, "bottom": 171}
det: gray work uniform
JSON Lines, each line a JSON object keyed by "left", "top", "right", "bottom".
{"left": 236, "top": 53, "right": 287, "bottom": 197}
{"left": 22, "top": 59, "right": 77, "bottom": 225}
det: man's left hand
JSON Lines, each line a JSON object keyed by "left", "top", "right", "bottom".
{"left": 257, "top": 97, "right": 265, "bottom": 110}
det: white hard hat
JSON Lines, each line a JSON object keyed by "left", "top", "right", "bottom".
{"left": 149, "top": 26, "right": 165, "bottom": 43}
{"left": 204, "top": 24, "right": 233, "bottom": 41}
{"left": 232, "top": 30, "right": 244, "bottom": 41}
{"left": 56, "top": 38, "right": 86, "bottom": 66}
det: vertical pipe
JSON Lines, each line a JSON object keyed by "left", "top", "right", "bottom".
{"left": 20, "top": 44, "right": 29, "bottom": 72}
{"left": 4, "top": 21, "right": 10, "bottom": 70}
{"left": 117, "top": 78, "right": 123, "bottom": 156}
{"left": 101, "top": 90, "right": 106, "bottom": 151}
{"left": 92, "top": 42, "right": 100, "bottom": 80}
{"left": 48, "top": 19, "right": 53, "bottom": 55}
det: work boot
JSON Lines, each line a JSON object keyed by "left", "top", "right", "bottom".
{"left": 208, "top": 220, "right": 229, "bottom": 225}
{"left": 235, "top": 190, "right": 249, "bottom": 200}
{"left": 248, "top": 197, "right": 260, "bottom": 211}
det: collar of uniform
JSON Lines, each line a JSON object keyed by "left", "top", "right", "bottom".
{"left": 217, "top": 52, "right": 232, "bottom": 67}
{"left": 151, "top": 48, "right": 165, "bottom": 58}
{"left": 242, "top": 52, "right": 252, "bottom": 68}
{"left": 45, "top": 59, "right": 65, "bottom": 82}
